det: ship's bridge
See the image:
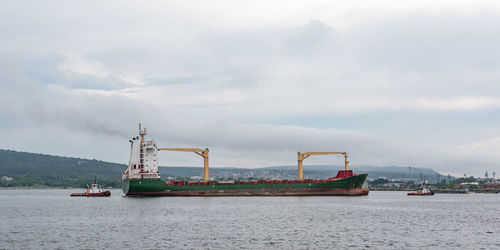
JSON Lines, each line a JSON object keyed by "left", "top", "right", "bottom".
{"left": 124, "top": 125, "right": 160, "bottom": 180}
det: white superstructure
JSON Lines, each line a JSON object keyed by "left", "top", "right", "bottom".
{"left": 87, "top": 182, "right": 103, "bottom": 194}
{"left": 122, "top": 124, "right": 161, "bottom": 180}
{"left": 417, "top": 186, "right": 433, "bottom": 194}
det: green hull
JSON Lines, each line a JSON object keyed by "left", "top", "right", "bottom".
{"left": 122, "top": 174, "right": 369, "bottom": 196}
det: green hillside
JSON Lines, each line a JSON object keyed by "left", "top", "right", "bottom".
{"left": 0, "top": 149, "right": 125, "bottom": 188}
{"left": 0, "top": 149, "right": 448, "bottom": 187}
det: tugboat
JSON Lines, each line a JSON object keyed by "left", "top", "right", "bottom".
{"left": 71, "top": 178, "right": 111, "bottom": 197}
{"left": 407, "top": 186, "right": 435, "bottom": 196}
{"left": 408, "top": 180, "right": 435, "bottom": 196}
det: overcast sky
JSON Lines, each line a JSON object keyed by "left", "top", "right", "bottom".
{"left": 1, "top": 0, "right": 500, "bottom": 176}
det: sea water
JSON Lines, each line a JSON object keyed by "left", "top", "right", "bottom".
{"left": 1, "top": 190, "right": 499, "bottom": 249}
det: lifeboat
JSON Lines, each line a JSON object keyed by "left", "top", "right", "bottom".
{"left": 71, "top": 178, "right": 111, "bottom": 197}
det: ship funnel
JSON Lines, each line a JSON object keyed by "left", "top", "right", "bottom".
{"left": 139, "top": 123, "right": 147, "bottom": 143}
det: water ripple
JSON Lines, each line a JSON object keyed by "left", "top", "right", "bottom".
{"left": 0, "top": 190, "right": 499, "bottom": 249}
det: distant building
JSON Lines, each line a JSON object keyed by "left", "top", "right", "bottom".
{"left": 1, "top": 176, "right": 13, "bottom": 181}
{"left": 483, "top": 182, "right": 500, "bottom": 189}
{"left": 460, "top": 182, "right": 479, "bottom": 185}
{"left": 454, "top": 182, "right": 479, "bottom": 188}
{"left": 382, "top": 183, "right": 403, "bottom": 188}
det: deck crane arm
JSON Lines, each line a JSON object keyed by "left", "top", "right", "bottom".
{"left": 157, "top": 148, "right": 210, "bottom": 181}
{"left": 297, "top": 152, "right": 349, "bottom": 180}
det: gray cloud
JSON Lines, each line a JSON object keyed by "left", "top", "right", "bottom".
{"left": 1, "top": 1, "right": 500, "bottom": 176}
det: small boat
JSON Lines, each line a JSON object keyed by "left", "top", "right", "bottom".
{"left": 408, "top": 186, "right": 435, "bottom": 196}
{"left": 71, "top": 178, "right": 111, "bottom": 197}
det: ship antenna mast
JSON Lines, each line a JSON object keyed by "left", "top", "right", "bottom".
{"left": 139, "top": 123, "right": 147, "bottom": 143}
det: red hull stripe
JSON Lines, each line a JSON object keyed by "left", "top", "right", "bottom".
{"left": 70, "top": 191, "right": 111, "bottom": 197}
{"left": 127, "top": 188, "right": 369, "bottom": 196}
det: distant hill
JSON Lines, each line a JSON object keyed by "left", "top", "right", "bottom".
{"left": 0, "top": 149, "right": 125, "bottom": 187}
{"left": 145, "top": 164, "right": 447, "bottom": 182}
{"left": 262, "top": 165, "right": 444, "bottom": 181}
{"left": 0, "top": 149, "right": 447, "bottom": 187}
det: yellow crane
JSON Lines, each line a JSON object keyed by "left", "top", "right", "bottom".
{"left": 297, "top": 152, "right": 349, "bottom": 180}
{"left": 157, "top": 148, "right": 210, "bottom": 181}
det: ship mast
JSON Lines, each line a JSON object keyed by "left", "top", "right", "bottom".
{"left": 139, "top": 123, "right": 147, "bottom": 143}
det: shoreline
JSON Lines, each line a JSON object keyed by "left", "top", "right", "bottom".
{"left": 2, "top": 187, "right": 498, "bottom": 194}
{"left": 0, "top": 186, "right": 118, "bottom": 190}
{"left": 370, "top": 188, "right": 500, "bottom": 194}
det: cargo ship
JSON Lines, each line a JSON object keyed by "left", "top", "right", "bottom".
{"left": 122, "top": 125, "right": 369, "bottom": 196}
